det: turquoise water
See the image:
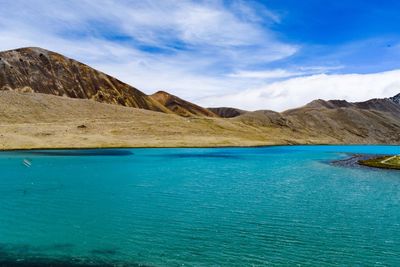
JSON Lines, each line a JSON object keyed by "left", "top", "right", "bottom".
{"left": 0, "top": 145, "right": 399, "bottom": 266}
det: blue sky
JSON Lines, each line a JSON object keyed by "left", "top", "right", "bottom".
{"left": 262, "top": 0, "right": 400, "bottom": 73}
{"left": 0, "top": 0, "right": 400, "bottom": 110}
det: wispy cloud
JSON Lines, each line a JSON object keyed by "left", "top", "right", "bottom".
{"left": 0, "top": 0, "right": 300, "bottom": 99}
{"left": 0, "top": 0, "right": 297, "bottom": 66}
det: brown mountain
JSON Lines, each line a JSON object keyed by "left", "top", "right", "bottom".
{"left": 236, "top": 96, "right": 400, "bottom": 144}
{"left": 150, "top": 91, "right": 218, "bottom": 117}
{"left": 0, "top": 47, "right": 169, "bottom": 112}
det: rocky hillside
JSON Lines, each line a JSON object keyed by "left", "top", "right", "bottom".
{"left": 236, "top": 95, "right": 400, "bottom": 144}
{"left": 390, "top": 93, "right": 400, "bottom": 104}
{"left": 0, "top": 47, "right": 169, "bottom": 112}
{"left": 151, "top": 91, "right": 218, "bottom": 117}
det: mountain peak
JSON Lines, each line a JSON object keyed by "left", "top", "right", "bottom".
{"left": 153, "top": 90, "right": 170, "bottom": 95}
{"left": 304, "top": 99, "right": 352, "bottom": 109}
{"left": 151, "top": 91, "right": 218, "bottom": 117}
{"left": 3, "top": 47, "right": 53, "bottom": 57}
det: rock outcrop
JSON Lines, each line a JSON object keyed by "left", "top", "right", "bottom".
{"left": 390, "top": 93, "right": 400, "bottom": 105}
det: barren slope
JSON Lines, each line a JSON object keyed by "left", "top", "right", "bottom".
{"left": 1, "top": 91, "right": 399, "bottom": 150}
{"left": 151, "top": 91, "right": 218, "bottom": 117}
{"left": 0, "top": 47, "right": 169, "bottom": 112}
{"left": 0, "top": 91, "right": 309, "bottom": 150}
{"left": 235, "top": 97, "right": 400, "bottom": 144}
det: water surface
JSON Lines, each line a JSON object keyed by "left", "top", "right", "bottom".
{"left": 0, "top": 145, "right": 399, "bottom": 266}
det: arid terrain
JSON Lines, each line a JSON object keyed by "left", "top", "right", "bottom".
{"left": 0, "top": 91, "right": 302, "bottom": 149}
{"left": 1, "top": 47, "right": 400, "bottom": 150}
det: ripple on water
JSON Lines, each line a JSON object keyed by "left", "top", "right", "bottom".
{"left": 0, "top": 146, "right": 400, "bottom": 266}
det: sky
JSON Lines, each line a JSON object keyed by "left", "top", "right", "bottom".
{"left": 0, "top": 0, "right": 400, "bottom": 111}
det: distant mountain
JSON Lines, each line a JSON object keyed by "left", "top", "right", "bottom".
{"left": 150, "top": 91, "right": 218, "bottom": 117}
{"left": 0, "top": 47, "right": 169, "bottom": 112}
{"left": 208, "top": 107, "right": 247, "bottom": 118}
{"left": 302, "top": 99, "right": 353, "bottom": 109}
{"left": 236, "top": 95, "right": 400, "bottom": 144}
{"left": 298, "top": 97, "right": 400, "bottom": 115}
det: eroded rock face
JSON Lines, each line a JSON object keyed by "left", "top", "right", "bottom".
{"left": 390, "top": 93, "right": 400, "bottom": 105}
{"left": 0, "top": 47, "right": 168, "bottom": 112}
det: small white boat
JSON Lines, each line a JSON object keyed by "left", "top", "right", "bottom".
{"left": 23, "top": 159, "right": 32, "bottom": 168}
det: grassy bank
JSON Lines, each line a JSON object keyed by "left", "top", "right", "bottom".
{"left": 359, "top": 156, "right": 400, "bottom": 170}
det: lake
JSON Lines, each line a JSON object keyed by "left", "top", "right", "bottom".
{"left": 0, "top": 145, "right": 399, "bottom": 266}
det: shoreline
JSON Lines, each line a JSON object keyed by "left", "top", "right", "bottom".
{"left": 1, "top": 143, "right": 400, "bottom": 152}
{"left": 332, "top": 153, "right": 400, "bottom": 171}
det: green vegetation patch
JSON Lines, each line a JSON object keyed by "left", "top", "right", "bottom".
{"left": 359, "top": 156, "right": 400, "bottom": 170}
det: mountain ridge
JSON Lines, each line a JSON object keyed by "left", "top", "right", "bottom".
{"left": 0, "top": 47, "right": 170, "bottom": 113}
{"left": 235, "top": 96, "right": 400, "bottom": 144}
{"left": 390, "top": 93, "right": 400, "bottom": 104}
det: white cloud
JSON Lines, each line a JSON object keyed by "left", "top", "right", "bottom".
{"left": 229, "top": 69, "right": 305, "bottom": 79}
{"left": 0, "top": 0, "right": 299, "bottom": 100}
{"left": 199, "top": 70, "right": 400, "bottom": 111}
{"left": 0, "top": 0, "right": 296, "bottom": 61}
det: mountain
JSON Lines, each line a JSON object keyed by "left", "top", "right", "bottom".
{"left": 236, "top": 96, "right": 400, "bottom": 144}
{"left": 1, "top": 46, "right": 400, "bottom": 148}
{"left": 293, "top": 97, "right": 400, "bottom": 115}
{"left": 208, "top": 107, "right": 247, "bottom": 118}
{"left": 302, "top": 99, "right": 353, "bottom": 109}
{"left": 0, "top": 47, "right": 169, "bottom": 112}
{"left": 150, "top": 91, "right": 218, "bottom": 117}
{"left": 353, "top": 98, "right": 400, "bottom": 116}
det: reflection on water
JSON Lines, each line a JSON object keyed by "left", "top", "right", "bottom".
{"left": 0, "top": 243, "right": 147, "bottom": 267}
{"left": 167, "top": 152, "right": 242, "bottom": 159}
{"left": 16, "top": 149, "right": 133, "bottom": 157}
